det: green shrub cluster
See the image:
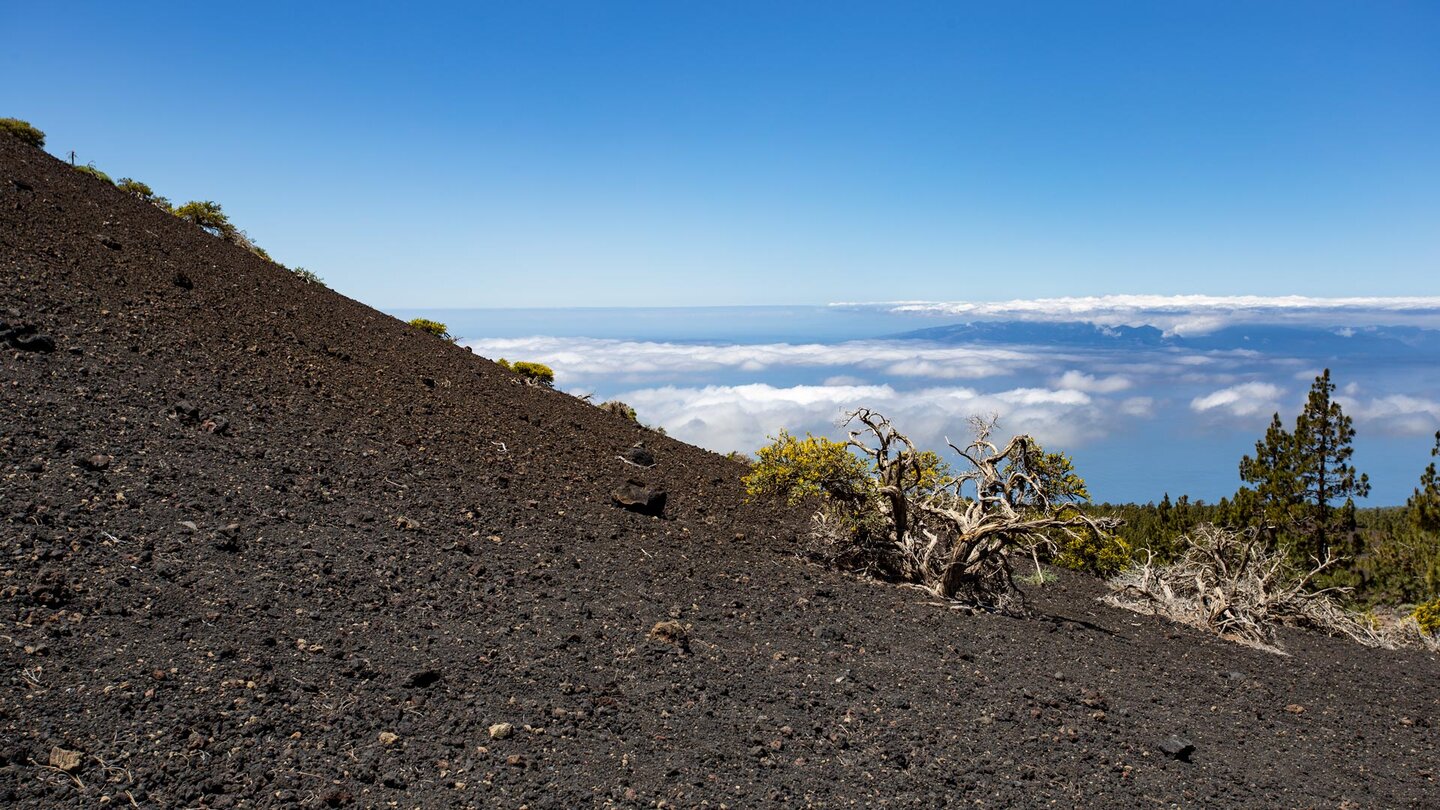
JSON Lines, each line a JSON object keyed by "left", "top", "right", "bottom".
{"left": 116, "top": 177, "right": 173, "bottom": 212}
{"left": 174, "top": 200, "right": 237, "bottom": 240}
{"left": 0, "top": 117, "right": 44, "bottom": 147}
{"left": 496, "top": 359, "right": 555, "bottom": 387}
{"left": 13, "top": 117, "right": 321, "bottom": 282}
{"left": 743, "top": 430, "right": 871, "bottom": 506}
{"left": 1415, "top": 598, "right": 1440, "bottom": 637}
{"left": 1052, "top": 523, "right": 1131, "bottom": 576}
{"left": 74, "top": 163, "right": 113, "bottom": 184}
{"left": 290, "top": 266, "right": 324, "bottom": 285}
{"left": 408, "top": 318, "right": 455, "bottom": 341}
{"left": 598, "top": 400, "right": 638, "bottom": 421}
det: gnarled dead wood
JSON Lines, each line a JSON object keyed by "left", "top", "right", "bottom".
{"left": 1105, "top": 524, "right": 1388, "bottom": 653}
{"left": 841, "top": 409, "right": 1117, "bottom": 605}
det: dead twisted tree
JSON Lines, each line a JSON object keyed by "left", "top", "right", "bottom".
{"left": 840, "top": 409, "right": 1116, "bottom": 604}
{"left": 1104, "top": 524, "right": 1387, "bottom": 652}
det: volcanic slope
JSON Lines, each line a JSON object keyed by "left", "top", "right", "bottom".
{"left": 2, "top": 135, "right": 1438, "bottom": 808}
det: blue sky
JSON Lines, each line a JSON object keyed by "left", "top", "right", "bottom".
{"left": 5, "top": 2, "right": 1438, "bottom": 307}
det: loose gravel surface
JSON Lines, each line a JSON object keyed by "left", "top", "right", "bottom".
{"left": 2, "top": 136, "right": 1437, "bottom": 808}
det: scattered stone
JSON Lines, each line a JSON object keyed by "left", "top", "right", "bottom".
{"left": 1, "top": 322, "right": 56, "bottom": 353}
{"left": 1158, "top": 736, "right": 1195, "bottom": 762}
{"left": 178, "top": 521, "right": 199, "bottom": 533}
{"left": 611, "top": 480, "right": 666, "bottom": 517}
{"left": 649, "top": 619, "right": 689, "bottom": 650}
{"left": 78, "top": 453, "right": 111, "bottom": 471}
{"left": 396, "top": 516, "right": 421, "bottom": 531}
{"left": 1285, "top": 704, "right": 1306, "bottom": 715}
{"left": 173, "top": 400, "right": 200, "bottom": 423}
{"left": 488, "top": 723, "right": 513, "bottom": 740}
{"left": 505, "top": 754, "right": 525, "bottom": 767}
{"left": 621, "top": 443, "right": 656, "bottom": 467}
{"left": 377, "top": 731, "right": 399, "bottom": 746}
{"left": 49, "top": 746, "right": 82, "bottom": 772}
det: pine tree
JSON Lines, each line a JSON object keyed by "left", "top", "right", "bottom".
{"left": 1408, "top": 431, "right": 1440, "bottom": 534}
{"left": 1237, "top": 412, "right": 1305, "bottom": 543}
{"left": 1236, "top": 370, "right": 1369, "bottom": 561}
{"left": 1291, "top": 369, "right": 1370, "bottom": 560}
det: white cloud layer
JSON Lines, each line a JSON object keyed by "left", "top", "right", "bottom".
{"left": 1190, "top": 382, "right": 1285, "bottom": 418}
{"left": 835, "top": 295, "right": 1440, "bottom": 336}
{"left": 1052, "top": 370, "right": 1133, "bottom": 393}
{"left": 617, "top": 382, "right": 1111, "bottom": 456}
{"left": 1337, "top": 394, "right": 1440, "bottom": 436}
{"left": 464, "top": 336, "right": 1049, "bottom": 382}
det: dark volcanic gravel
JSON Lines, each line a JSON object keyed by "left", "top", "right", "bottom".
{"left": 2, "top": 135, "right": 1438, "bottom": 808}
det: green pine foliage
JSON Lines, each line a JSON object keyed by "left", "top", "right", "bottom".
{"left": 1233, "top": 369, "right": 1369, "bottom": 562}
{"left": 1293, "top": 369, "right": 1370, "bottom": 558}
{"left": 1408, "top": 432, "right": 1440, "bottom": 534}
{"left": 0, "top": 117, "right": 45, "bottom": 147}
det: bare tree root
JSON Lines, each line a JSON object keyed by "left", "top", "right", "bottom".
{"left": 839, "top": 409, "right": 1117, "bottom": 607}
{"left": 1104, "top": 524, "right": 1390, "bottom": 654}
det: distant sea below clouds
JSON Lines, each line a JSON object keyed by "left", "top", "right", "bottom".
{"left": 390, "top": 296, "right": 1440, "bottom": 505}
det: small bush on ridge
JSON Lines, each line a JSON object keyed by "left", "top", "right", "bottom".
{"left": 408, "top": 318, "right": 455, "bottom": 341}
{"left": 116, "top": 177, "right": 173, "bottom": 212}
{"left": 0, "top": 118, "right": 45, "bottom": 147}
{"left": 290, "top": 266, "right": 325, "bottom": 286}
{"left": 74, "top": 163, "right": 114, "bottom": 184}
{"left": 174, "top": 200, "right": 237, "bottom": 240}
{"left": 509, "top": 361, "right": 555, "bottom": 387}
{"left": 598, "top": 400, "right": 638, "bottom": 421}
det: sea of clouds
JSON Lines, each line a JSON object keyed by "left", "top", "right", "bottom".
{"left": 461, "top": 296, "right": 1440, "bottom": 501}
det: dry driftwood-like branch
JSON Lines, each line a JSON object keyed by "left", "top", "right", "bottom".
{"left": 840, "top": 409, "right": 1117, "bottom": 605}
{"left": 1104, "top": 524, "right": 1388, "bottom": 653}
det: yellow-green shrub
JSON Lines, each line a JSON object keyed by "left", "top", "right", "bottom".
{"left": 1053, "top": 525, "right": 1132, "bottom": 576}
{"left": 510, "top": 361, "right": 554, "bottom": 387}
{"left": 1415, "top": 598, "right": 1440, "bottom": 637}
{"left": 0, "top": 118, "right": 45, "bottom": 147}
{"left": 116, "top": 177, "right": 173, "bottom": 212}
{"left": 74, "top": 163, "right": 113, "bottom": 184}
{"left": 408, "top": 318, "right": 454, "bottom": 341}
{"left": 174, "top": 200, "right": 236, "bottom": 239}
{"left": 743, "top": 431, "right": 871, "bottom": 505}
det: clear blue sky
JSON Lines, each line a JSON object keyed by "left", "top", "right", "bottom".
{"left": 5, "top": 1, "right": 1438, "bottom": 307}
